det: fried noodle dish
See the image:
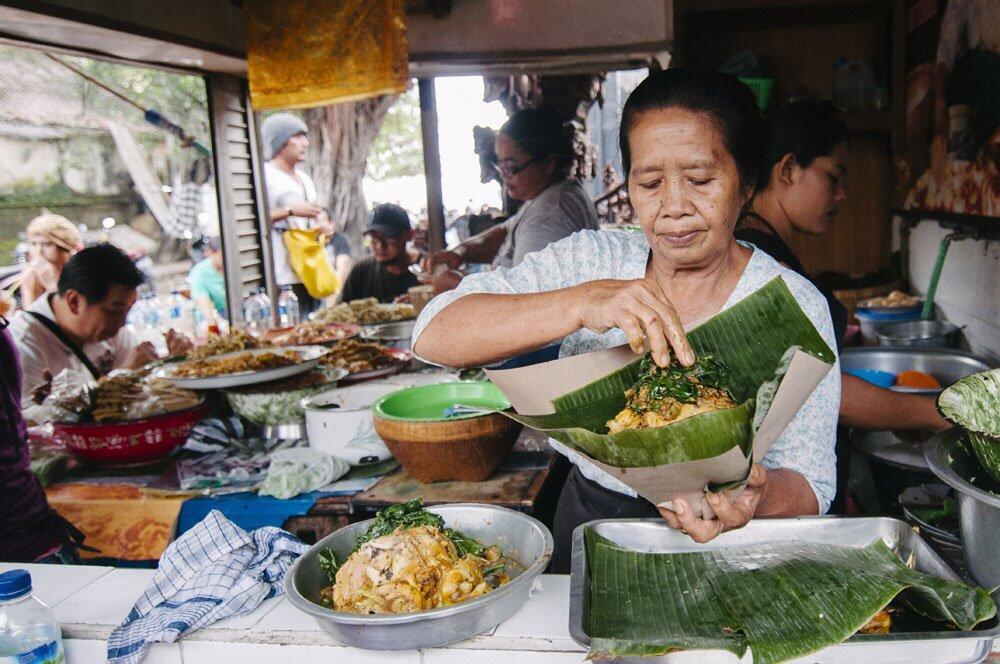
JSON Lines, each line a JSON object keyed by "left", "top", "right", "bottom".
{"left": 607, "top": 355, "right": 737, "bottom": 433}
{"left": 318, "top": 500, "right": 509, "bottom": 615}
{"left": 319, "top": 339, "right": 397, "bottom": 374}
{"left": 187, "top": 329, "right": 262, "bottom": 360}
{"left": 173, "top": 350, "right": 299, "bottom": 378}
{"left": 313, "top": 297, "right": 414, "bottom": 324}
{"left": 277, "top": 321, "right": 351, "bottom": 345}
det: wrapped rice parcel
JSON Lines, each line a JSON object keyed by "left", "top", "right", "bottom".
{"left": 486, "top": 277, "right": 836, "bottom": 515}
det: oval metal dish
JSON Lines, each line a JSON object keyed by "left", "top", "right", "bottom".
{"left": 154, "top": 345, "right": 327, "bottom": 390}
{"left": 285, "top": 503, "right": 553, "bottom": 650}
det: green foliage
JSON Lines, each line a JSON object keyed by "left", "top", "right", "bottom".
{"left": 0, "top": 182, "right": 124, "bottom": 209}
{"left": 353, "top": 499, "right": 488, "bottom": 558}
{"left": 366, "top": 85, "right": 423, "bottom": 181}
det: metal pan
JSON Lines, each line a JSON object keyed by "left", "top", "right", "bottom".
{"left": 570, "top": 516, "right": 1000, "bottom": 663}
{"left": 285, "top": 503, "right": 553, "bottom": 650}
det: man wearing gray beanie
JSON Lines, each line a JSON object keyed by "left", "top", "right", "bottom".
{"left": 262, "top": 112, "right": 335, "bottom": 317}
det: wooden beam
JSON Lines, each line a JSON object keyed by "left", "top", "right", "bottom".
{"left": 418, "top": 77, "right": 446, "bottom": 253}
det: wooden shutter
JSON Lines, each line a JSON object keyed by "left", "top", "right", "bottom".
{"left": 206, "top": 74, "right": 275, "bottom": 324}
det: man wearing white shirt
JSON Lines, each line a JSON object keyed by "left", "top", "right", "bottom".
{"left": 262, "top": 113, "right": 336, "bottom": 318}
{"left": 9, "top": 244, "right": 191, "bottom": 403}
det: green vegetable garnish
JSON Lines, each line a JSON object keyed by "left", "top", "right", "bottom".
{"left": 353, "top": 499, "right": 491, "bottom": 558}
{"left": 318, "top": 548, "right": 340, "bottom": 583}
{"left": 629, "top": 354, "right": 732, "bottom": 411}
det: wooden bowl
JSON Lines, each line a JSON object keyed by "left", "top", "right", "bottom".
{"left": 371, "top": 382, "right": 521, "bottom": 482}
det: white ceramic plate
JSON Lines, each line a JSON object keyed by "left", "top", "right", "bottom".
{"left": 155, "top": 345, "right": 327, "bottom": 390}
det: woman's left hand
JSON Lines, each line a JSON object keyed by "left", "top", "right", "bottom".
{"left": 657, "top": 464, "right": 768, "bottom": 543}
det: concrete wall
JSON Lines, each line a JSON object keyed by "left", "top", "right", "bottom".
{"left": 907, "top": 221, "right": 1000, "bottom": 361}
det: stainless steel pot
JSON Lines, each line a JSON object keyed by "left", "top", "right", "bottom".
{"left": 924, "top": 428, "right": 1000, "bottom": 596}
{"left": 876, "top": 320, "right": 963, "bottom": 348}
{"left": 284, "top": 503, "right": 553, "bottom": 650}
{"left": 361, "top": 320, "right": 416, "bottom": 351}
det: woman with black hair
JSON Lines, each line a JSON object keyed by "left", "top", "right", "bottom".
{"left": 423, "top": 107, "right": 599, "bottom": 291}
{"left": 736, "top": 102, "right": 946, "bottom": 495}
{"left": 413, "top": 69, "right": 840, "bottom": 567}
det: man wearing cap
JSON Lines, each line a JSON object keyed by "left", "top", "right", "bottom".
{"left": 261, "top": 113, "right": 335, "bottom": 316}
{"left": 338, "top": 204, "right": 420, "bottom": 304}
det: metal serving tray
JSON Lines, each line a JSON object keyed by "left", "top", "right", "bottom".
{"left": 570, "top": 516, "right": 1000, "bottom": 663}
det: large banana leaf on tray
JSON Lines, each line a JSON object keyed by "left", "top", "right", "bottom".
{"left": 584, "top": 529, "right": 996, "bottom": 664}
{"left": 502, "top": 277, "right": 835, "bottom": 468}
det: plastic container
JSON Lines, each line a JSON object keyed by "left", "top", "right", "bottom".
{"left": 0, "top": 569, "right": 65, "bottom": 664}
{"left": 854, "top": 305, "right": 923, "bottom": 345}
{"left": 277, "top": 285, "right": 299, "bottom": 328}
{"left": 834, "top": 60, "right": 876, "bottom": 112}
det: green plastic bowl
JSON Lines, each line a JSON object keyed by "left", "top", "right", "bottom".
{"left": 371, "top": 381, "right": 511, "bottom": 422}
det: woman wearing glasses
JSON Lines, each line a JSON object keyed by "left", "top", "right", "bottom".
{"left": 423, "top": 107, "right": 599, "bottom": 291}
{"left": 17, "top": 214, "right": 82, "bottom": 308}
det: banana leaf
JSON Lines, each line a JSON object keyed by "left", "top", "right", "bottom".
{"left": 938, "top": 369, "right": 1000, "bottom": 483}
{"left": 502, "top": 277, "right": 834, "bottom": 468}
{"left": 585, "top": 530, "right": 996, "bottom": 664}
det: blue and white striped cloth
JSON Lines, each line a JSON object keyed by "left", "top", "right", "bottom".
{"left": 106, "top": 510, "right": 308, "bottom": 664}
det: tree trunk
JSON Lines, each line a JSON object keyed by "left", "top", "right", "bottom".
{"left": 305, "top": 95, "right": 397, "bottom": 252}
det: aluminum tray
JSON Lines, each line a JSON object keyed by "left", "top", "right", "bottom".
{"left": 285, "top": 503, "right": 553, "bottom": 650}
{"left": 570, "top": 516, "right": 1000, "bottom": 663}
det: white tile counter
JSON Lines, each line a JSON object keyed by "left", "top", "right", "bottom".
{"left": 5, "top": 562, "right": 998, "bottom": 663}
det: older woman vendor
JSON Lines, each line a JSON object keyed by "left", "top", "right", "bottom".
{"left": 412, "top": 69, "right": 840, "bottom": 570}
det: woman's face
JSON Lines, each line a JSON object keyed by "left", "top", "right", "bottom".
{"left": 783, "top": 142, "right": 848, "bottom": 235}
{"left": 627, "top": 108, "right": 751, "bottom": 269}
{"left": 28, "top": 232, "right": 65, "bottom": 265}
{"left": 495, "top": 133, "right": 556, "bottom": 202}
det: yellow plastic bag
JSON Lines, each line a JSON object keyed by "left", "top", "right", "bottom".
{"left": 282, "top": 228, "right": 341, "bottom": 299}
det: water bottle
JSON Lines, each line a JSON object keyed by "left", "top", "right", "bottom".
{"left": 277, "top": 286, "right": 299, "bottom": 328}
{"left": 256, "top": 288, "right": 274, "bottom": 330}
{"left": 166, "top": 290, "right": 196, "bottom": 339}
{"left": 243, "top": 290, "right": 262, "bottom": 333}
{"left": 0, "top": 569, "right": 65, "bottom": 664}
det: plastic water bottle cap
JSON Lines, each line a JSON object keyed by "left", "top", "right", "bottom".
{"left": 0, "top": 569, "right": 32, "bottom": 600}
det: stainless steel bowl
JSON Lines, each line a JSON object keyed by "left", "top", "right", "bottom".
{"left": 925, "top": 428, "right": 1000, "bottom": 595}
{"left": 284, "top": 503, "right": 553, "bottom": 650}
{"left": 840, "top": 347, "right": 995, "bottom": 395}
{"left": 361, "top": 320, "right": 416, "bottom": 351}
{"left": 876, "top": 320, "right": 963, "bottom": 348}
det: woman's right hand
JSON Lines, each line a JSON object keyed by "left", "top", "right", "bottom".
{"left": 574, "top": 278, "right": 695, "bottom": 367}
{"left": 423, "top": 250, "right": 464, "bottom": 274}
{"left": 289, "top": 201, "right": 324, "bottom": 218}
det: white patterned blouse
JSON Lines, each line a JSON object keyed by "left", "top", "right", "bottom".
{"left": 412, "top": 229, "right": 841, "bottom": 513}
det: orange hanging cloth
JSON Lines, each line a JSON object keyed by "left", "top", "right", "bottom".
{"left": 246, "top": 0, "right": 408, "bottom": 110}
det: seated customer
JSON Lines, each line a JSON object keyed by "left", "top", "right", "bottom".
{"left": 189, "top": 235, "right": 227, "bottom": 320}
{"left": 9, "top": 244, "right": 192, "bottom": 401}
{"left": 338, "top": 204, "right": 419, "bottom": 304}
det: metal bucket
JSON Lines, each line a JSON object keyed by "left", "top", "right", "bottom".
{"left": 877, "top": 320, "right": 963, "bottom": 348}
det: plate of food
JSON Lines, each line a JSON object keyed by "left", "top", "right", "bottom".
{"left": 155, "top": 345, "right": 327, "bottom": 390}
{"left": 311, "top": 297, "right": 414, "bottom": 325}
{"left": 317, "top": 338, "right": 412, "bottom": 385}
{"left": 285, "top": 500, "right": 552, "bottom": 650}
{"left": 186, "top": 329, "right": 263, "bottom": 360}
{"left": 266, "top": 321, "right": 361, "bottom": 347}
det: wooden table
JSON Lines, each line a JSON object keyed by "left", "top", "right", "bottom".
{"left": 284, "top": 429, "right": 567, "bottom": 544}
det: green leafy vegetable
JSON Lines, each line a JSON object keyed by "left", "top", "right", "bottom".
{"left": 318, "top": 548, "right": 339, "bottom": 583}
{"left": 353, "top": 499, "right": 492, "bottom": 560}
{"left": 631, "top": 354, "right": 732, "bottom": 407}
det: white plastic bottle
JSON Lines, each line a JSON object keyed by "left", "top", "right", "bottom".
{"left": 0, "top": 569, "right": 65, "bottom": 664}
{"left": 166, "top": 289, "right": 196, "bottom": 340}
{"left": 277, "top": 286, "right": 299, "bottom": 328}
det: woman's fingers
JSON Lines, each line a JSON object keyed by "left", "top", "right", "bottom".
{"left": 670, "top": 499, "right": 724, "bottom": 543}
{"left": 706, "top": 491, "right": 751, "bottom": 530}
{"left": 617, "top": 315, "right": 647, "bottom": 355}
{"left": 641, "top": 281, "right": 695, "bottom": 366}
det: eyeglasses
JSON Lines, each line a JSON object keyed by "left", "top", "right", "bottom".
{"left": 496, "top": 157, "right": 536, "bottom": 178}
